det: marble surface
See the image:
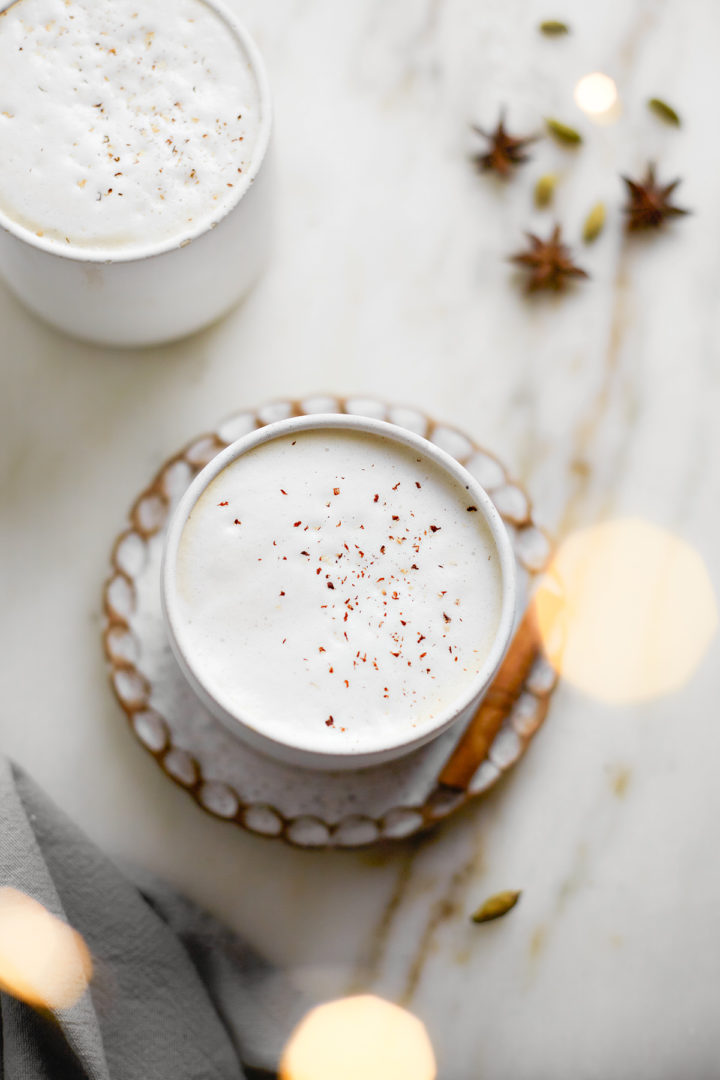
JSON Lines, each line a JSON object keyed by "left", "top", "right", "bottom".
{"left": 2, "top": 0, "right": 720, "bottom": 1076}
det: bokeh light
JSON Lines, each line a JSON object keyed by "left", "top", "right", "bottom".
{"left": 279, "top": 994, "right": 437, "bottom": 1080}
{"left": 0, "top": 888, "right": 92, "bottom": 1011}
{"left": 574, "top": 72, "right": 619, "bottom": 120}
{"left": 533, "top": 518, "right": 717, "bottom": 704}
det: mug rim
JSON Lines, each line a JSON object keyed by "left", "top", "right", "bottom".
{"left": 161, "top": 414, "right": 518, "bottom": 767}
{"left": 0, "top": 0, "right": 272, "bottom": 265}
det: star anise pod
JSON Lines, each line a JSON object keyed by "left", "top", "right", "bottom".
{"left": 471, "top": 112, "right": 537, "bottom": 178}
{"left": 622, "top": 163, "right": 689, "bottom": 231}
{"left": 509, "top": 224, "right": 589, "bottom": 292}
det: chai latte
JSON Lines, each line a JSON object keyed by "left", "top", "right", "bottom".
{"left": 172, "top": 427, "right": 505, "bottom": 753}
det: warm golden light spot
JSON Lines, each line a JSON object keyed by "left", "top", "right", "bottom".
{"left": 574, "top": 72, "right": 619, "bottom": 120}
{"left": 0, "top": 888, "right": 92, "bottom": 1011}
{"left": 279, "top": 994, "right": 437, "bottom": 1080}
{"left": 533, "top": 518, "right": 717, "bottom": 704}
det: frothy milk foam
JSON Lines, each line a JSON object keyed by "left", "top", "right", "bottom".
{"left": 0, "top": 0, "right": 262, "bottom": 252}
{"left": 174, "top": 429, "right": 504, "bottom": 752}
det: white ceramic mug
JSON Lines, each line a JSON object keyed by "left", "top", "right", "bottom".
{"left": 0, "top": 0, "right": 272, "bottom": 348}
{"left": 161, "top": 415, "right": 518, "bottom": 770}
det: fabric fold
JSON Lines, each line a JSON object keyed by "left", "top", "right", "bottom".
{"left": 0, "top": 756, "right": 304, "bottom": 1080}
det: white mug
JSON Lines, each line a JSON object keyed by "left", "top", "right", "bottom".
{"left": 161, "top": 415, "right": 518, "bottom": 770}
{"left": 0, "top": 0, "right": 272, "bottom": 348}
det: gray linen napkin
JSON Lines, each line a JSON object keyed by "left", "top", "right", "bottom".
{"left": 0, "top": 756, "right": 304, "bottom": 1080}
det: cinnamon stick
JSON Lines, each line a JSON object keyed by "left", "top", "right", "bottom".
{"left": 439, "top": 604, "right": 541, "bottom": 790}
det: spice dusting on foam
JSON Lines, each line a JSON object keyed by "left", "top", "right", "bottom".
{"left": 0, "top": 0, "right": 262, "bottom": 253}
{"left": 175, "top": 430, "right": 504, "bottom": 751}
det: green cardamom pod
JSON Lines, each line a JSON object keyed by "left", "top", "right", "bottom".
{"left": 545, "top": 118, "right": 583, "bottom": 145}
{"left": 534, "top": 173, "right": 558, "bottom": 208}
{"left": 539, "top": 20, "right": 570, "bottom": 35}
{"left": 648, "top": 97, "right": 681, "bottom": 126}
{"left": 471, "top": 890, "right": 522, "bottom": 923}
{"left": 583, "top": 201, "right": 606, "bottom": 242}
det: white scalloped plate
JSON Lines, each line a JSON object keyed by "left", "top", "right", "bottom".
{"left": 102, "top": 397, "right": 556, "bottom": 848}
